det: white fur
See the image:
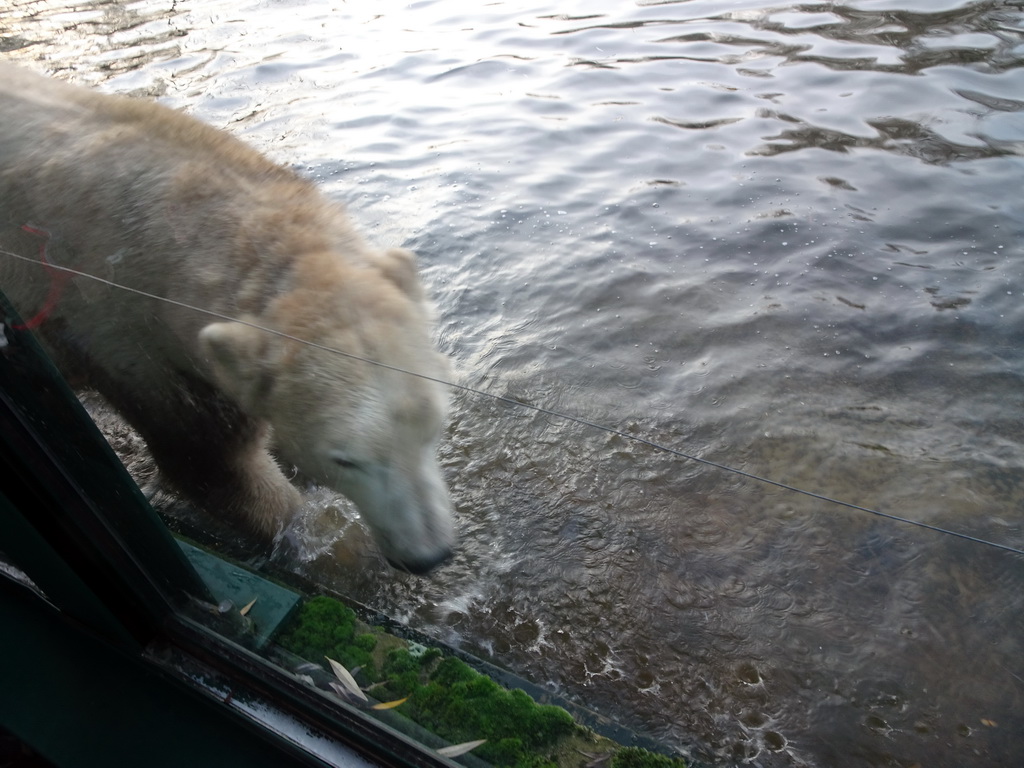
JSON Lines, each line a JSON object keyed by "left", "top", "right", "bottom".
{"left": 0, "top": 63, "right": 454, "bottom": 573}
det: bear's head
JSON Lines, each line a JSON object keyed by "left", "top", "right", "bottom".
{"left": 198, "top": 247, "right": 455, "bottom": 575}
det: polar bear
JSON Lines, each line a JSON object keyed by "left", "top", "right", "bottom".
{"left": 0, "top": 63, "right": 454, "bottom": 574}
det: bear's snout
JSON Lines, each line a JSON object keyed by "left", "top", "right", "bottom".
{"left": 388, "top": 547, "right": 453, "bottom": 576}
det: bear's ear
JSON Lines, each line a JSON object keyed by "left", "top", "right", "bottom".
{"left": 198, "top": 322, "right": 274, "bottom": 413}
{"left": 378, "top": 248, "right": 424, "bottom": 300}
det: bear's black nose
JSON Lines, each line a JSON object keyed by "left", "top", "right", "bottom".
{"left": 389, "top": 548, "right": 453, "bottom": 576}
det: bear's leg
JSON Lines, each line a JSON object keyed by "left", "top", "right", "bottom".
{"left": 139, "top": 403, "right": 302, "bottom": 541}
{"left": 91, "top": 369, "right": 302, "bottom": 542}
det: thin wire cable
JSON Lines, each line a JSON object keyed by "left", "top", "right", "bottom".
{"left": 3, "top": 248, "right": 1023, "bottom": 557}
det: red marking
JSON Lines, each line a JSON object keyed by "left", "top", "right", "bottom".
{"left": 11, "top": 225, "right": 70, "bottom": 330}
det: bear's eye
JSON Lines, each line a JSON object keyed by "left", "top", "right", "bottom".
{"left": 329, "top": 452, "right": 360, "bottom": 471}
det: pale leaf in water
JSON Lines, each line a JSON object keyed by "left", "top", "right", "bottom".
{"left": 330, "top": 681, "right": 372, "bottom": 703}
{"left": 239, "top": 597, "right": 257, "bottom": 616}
{"left": 326, "top": 656, "right": 367, "bottom": 701}
{"left": 437, "top": 740, "right": 486, "bottom": 758}
{"left": 371, "top": 696, "right": 409, "bottom": 711}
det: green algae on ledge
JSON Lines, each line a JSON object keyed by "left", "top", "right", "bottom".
{"left": 274, "top": 595, "right": 687, "bottom": 768}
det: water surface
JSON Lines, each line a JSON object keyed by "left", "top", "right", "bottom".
{"left": 3, "top": 1, "right": 1024, "bottom": 765}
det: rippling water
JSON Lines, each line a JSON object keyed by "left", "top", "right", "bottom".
{"left": 4, "top": 1, "right": 1024, "bottom": 765}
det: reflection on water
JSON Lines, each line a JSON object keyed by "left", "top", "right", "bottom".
{"left": 3, "top": 0, "right": 1024, "bottom": 765}
{"left": 0, "top": 0, "right": 186, "bottom": 81}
